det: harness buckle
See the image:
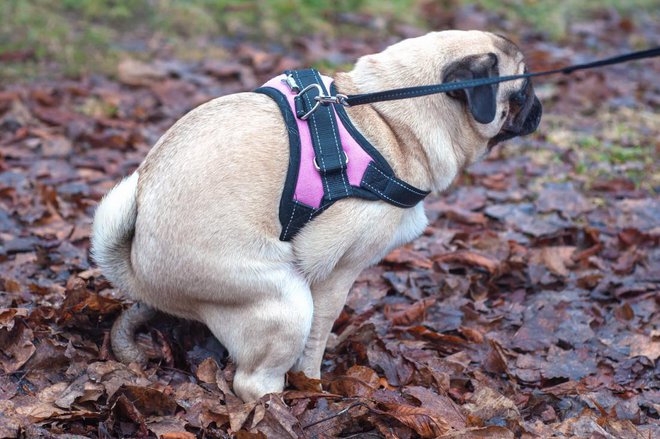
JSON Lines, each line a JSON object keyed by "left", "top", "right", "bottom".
{"left": 281, "top": 74, "right": 300, "bottom": 93}
{"left": 314, "top": 151, "right": 348, "bottom": 171}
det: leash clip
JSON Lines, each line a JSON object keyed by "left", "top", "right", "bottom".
{"left": 296, "top": 84, "right": 350, "bottom": 120}
{"left": 315, "top": 94, "right": 350, "bottom": 107}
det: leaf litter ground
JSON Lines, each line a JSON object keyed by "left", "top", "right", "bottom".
{"left": 0, "top": 10, "right": 658, "bottom": 439}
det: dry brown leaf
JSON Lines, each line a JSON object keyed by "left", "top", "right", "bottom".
{"left": 228, "top": 400, "right": 257, "bottom": 432}
{"left": 463, "top": 387, "right": 521, "bottom": 427}
{"left": 625, "top": 334, "right": 660, "bottom": 361}
{"left": 113, "top": 385, "right": 178, "bottom": 417}
{"left": 287, "top": 370, "right": 323, "bottom": 392}
{"left": 384, "top": 247, "right": 434, "bottom": 269}
{"left": 196, "top": 357, "right": 219, "bottom": 384}
{"left": 0, "top": 400, "right": 22, "bottom": 439}
{"left": 0, "top": 320, "right": 36, "bottom": 373}
{"left": 146, "top": 416, "right": 191, "bottom": 438}
{"left": 378, "top": 402, "right": 451, "bottom": 438}
{"left": 438, "top": 425, "right": 514, "bottom": 438}
{"left": 0, "top": 308, "right": 28, "bottom": 331}
{"left": 329, "top": 365, "right": 380, "bottom": 397}
{"left": 235, "top": 431, "right": 267, "bottom": 439}
{"left": 385, "top": 298, "right": 436, "bottom": 326}
{"left": 404, "top": 386, "right": 467, "bottom": 430}
{"left": 529, "top": 246, "right": 576, "bottom": 276}
{"left": 118, "top": 59, "right": 168, "bottom": 86}
{"left": 160, "top": 433, "right": 196, "bottom": 439}
{"left": 482, "top": 339, "right": 509, "bottom": 376}
{"left": 248, "top": 395, "right": 299, "bottom": 438}
{"left": 434, "top": 251, "right": 499, "bottom": 274}
{"left": 54, "top": 374, "right": 90, "bottom": 409}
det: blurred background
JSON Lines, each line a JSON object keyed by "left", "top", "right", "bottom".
{"left": 0, "top": 0, "right": 657, "bottom": 80}
{"left": 1, "top": 0, "right": 657, "bottom": 190}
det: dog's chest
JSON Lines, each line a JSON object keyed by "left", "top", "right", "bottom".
{"left": 370, "top": 203, "right": 428, "bottom": 265}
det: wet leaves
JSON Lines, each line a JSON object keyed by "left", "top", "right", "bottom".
{"left": 1, "top": 6, "right": 659, "bottom": 439}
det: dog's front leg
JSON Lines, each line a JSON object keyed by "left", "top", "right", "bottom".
{"left": 293, "top": 266, "right": 361, "bottom": 379}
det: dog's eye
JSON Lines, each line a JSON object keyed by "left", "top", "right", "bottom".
{"left": 510, "top": 79, "right": 530, "bottom": 107}
{"left": 510, "top": 90, "right": 526, "bottom": 106}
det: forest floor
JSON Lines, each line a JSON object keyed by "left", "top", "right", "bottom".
{"left": 0, "top": 2, "right": 658, "bottom": 438}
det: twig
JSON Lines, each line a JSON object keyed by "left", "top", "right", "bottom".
{"left": 302, "top": 401, "right": 370, "bottom": 429}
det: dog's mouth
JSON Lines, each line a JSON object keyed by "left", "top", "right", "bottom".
{"left": 489, "top": 94, "right": 542, "bottom": 148}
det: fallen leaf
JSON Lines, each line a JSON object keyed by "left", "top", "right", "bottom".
{"left": 434, "top": 251, "right": 499, "bottom": 274}
{"left": 329, "top": 365, "right": 380, "bottom": 397}
{"left": 377, "top": 402, "right": 451, "bottom": 438}
{"left": 384, "top": 298, "right": 436, "bottom": 326}
{"left": 0, "top": 320, "right": 35, "bottom": 373}
{"left": 287, "top": 371, "right": 322, "bottom": 392}
{"left": 463, "top": 387, "right": 521, "bottom": 427}
{"left": 624, "top": 334, "right": 660, "bottom": 361}
{"left": 404, "top": 386, "right": 467, "bottom": 430}
{"left": 118, "top": 59, "right": 168, "bottom": 86}
{"left": 112, "top": 385, "right": 178, "bottom": 417}
{"left": 529, "top": 246, "right": 576, "bottom": 276}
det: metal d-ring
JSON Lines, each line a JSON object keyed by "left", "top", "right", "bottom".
{"left": 313, "top": 152, "right": 349, "bottom": 171}
{"left": 298, "top": 83, "right": 324, "bottom": 120}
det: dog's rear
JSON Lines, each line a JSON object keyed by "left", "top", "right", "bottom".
{"left": 92, "top": 172, "right": 155, "bottom": 363}
{"left": 91, "top": 172, "right": 139, "bottom": 293}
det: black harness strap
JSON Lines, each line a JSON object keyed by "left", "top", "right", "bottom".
{"left": 360, "top": 162, "right": 428, "bottom": 208}
{"left": 290, "top": 69, "right": 351, "bottom": 202}
{"left": 256, "top": 69, "right": 430, "bottom": 241}
{"left": 290, "top": 69, "right": 430, "bottom": 209}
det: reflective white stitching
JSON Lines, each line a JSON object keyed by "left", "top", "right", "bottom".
{"left": 362, "top": 181, "right": 414, "bottom": 207}
{"left": 283, "top": 202, "right": 298, "bottom": 239}
{"left": 294, "top": 71, "right": 332, "bottom": 199}
{"left": 314, "top": 70, "right": 349, "bottom": 197}
{"left": 370, "top": 165, "right": 427, "bottom": 196}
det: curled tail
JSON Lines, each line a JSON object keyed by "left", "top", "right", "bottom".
{"left": 91, "top": 172, "right": 153, "bottom": 363}
{"left": 92, "top": 172, "right": 140, "bottom": 294}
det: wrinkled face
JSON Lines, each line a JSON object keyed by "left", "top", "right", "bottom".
{"left": 441, "top": 33, "right": 542, "bottom": 151}
{"left": 488, "top": 77, "right": 542, "bottom": 148}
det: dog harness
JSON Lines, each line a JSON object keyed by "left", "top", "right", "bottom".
{"left": 255, "top": 69, "right": 430, "bottom": 241}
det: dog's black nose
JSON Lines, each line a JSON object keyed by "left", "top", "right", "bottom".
{"left": 488, "top": 94, "right": 542, "bottom": 148}
{"left": 520, "top": 96, "right": 542, "bottom": 136}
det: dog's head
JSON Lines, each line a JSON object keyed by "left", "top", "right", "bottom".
{"left": 440, "top": 34, "right": 542, "bottom": 150}
{"left": 348, "top": 31, "right": 542, "bottom": 184}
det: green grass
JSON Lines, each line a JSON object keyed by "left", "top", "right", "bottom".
{"left": 475, "top": 0, "right": 658, "bottom": 40}
{"left": 1, "top": 0, "right": 657, "bottom": 80}
{"left": 541, "top": 109, "right": 658, "bottom": 191}
{"left": 0, "top": 0, "right": 420, "bottom": 80}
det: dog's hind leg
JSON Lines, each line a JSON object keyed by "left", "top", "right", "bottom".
{"left": 292, "top": 266, "right": 360, "bottom": 380}
{"left": 199, "top": 271, "right": 313, "bottom": 402}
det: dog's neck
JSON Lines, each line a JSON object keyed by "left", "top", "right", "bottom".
{"left": 335, "top": 72, "right": 474, "bottom": 193}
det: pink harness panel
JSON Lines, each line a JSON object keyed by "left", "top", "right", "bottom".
{"left": 262, "top": 74, "right": 372, "bottom": 209}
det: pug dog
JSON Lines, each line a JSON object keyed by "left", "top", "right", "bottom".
{"left": 92, "top": 30, "right": 541, "bottom": 402}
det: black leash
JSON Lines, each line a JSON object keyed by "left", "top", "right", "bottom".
{"left": 314, "top": 46, "right": 660, "bottom": 108}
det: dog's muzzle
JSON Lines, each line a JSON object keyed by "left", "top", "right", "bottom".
{"left": 520, "top": 96, "right": 542, "bottom": 136}
{"left": 489, "top": 94, "right": 542, "bottom": 147}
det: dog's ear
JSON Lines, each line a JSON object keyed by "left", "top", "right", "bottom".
{"left": 443, "top": 53, "right": 499, "bottom": 124}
